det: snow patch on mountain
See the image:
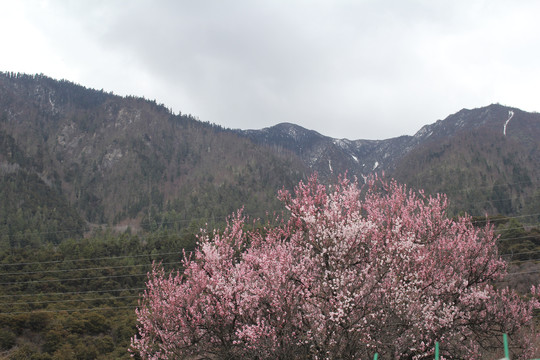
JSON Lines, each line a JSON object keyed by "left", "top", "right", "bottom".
{"left": 414, "top": 125, "right": 433, "bottom": 138}
{"left": 333, "top": 139, "right": 351, "bottom": 148}
{"left": 503, "top": 110, "right": 514, "bottom": 136}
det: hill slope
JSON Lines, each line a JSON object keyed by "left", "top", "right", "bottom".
{"left": 2, "top": 72, "right": 539, "bottom": 240}
{"left": 393, "top": 105, "right": 540, "bottom": 216}
{"left": 239, "top": 104, "right": 540, "bottom": 217}
{"left": 0, "top": 72, "right": 307, "bottom": 239}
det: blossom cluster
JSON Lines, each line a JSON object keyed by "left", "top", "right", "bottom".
{"left": 131, "top": 175, "right": 539, "bottom": 359}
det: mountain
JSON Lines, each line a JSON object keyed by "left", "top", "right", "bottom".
{"left": 238, "top": 104, "right": 540, "bottom": 217}
{"left": 239, "top": 122, "right": 408, "bottom": 179}
{"left": 392, "top": 106, "right": 540, "bottom": 216}
{"left": 0, "top": 72, "right": 307, "bottom": 242}
{"left": 1, "top": 72, "right": 539, "bottom": 245}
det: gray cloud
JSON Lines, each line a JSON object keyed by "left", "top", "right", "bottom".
{"left": 2, "top": 0, "right": 539, "bottom": 139}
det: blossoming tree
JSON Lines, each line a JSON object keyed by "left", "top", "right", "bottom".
{"left": 132, "top": 176, "right": 539, "bottom": 359}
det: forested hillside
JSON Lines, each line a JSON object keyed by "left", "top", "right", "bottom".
{"left": 392, "top": 106, "right": 540, "bottom": 218}
{"left": 0, "top": 72, "right": 306, "bottom": 237}
{"left": 240, "top": 104, "right": 540, "bottom": 218}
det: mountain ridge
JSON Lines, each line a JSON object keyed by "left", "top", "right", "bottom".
{"left": 239, "top": 103, "right": 535, "bottom": 171}
{"left": 0, "top": 72, "right": 307, "bottom": 239}
{"left": 236, "top": 103, "right": 540, "bottom": 216}
{"left": 1, "top": 72, "right": 539, "bottom": 242}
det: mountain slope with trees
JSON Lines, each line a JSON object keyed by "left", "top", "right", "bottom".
{"left": 239, "top": 104, "right": 540, "bottom": 217}
{"left": 2, "top": 72, "right": 539, "bottom": 234}
{"left": 0, "top": 72, "right": 307, "bottom": 238}
{"left": 393, "top": 105, "right": 540, "bottom": 217}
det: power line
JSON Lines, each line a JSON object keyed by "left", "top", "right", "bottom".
{"left": 0, "top": 260, "right": 182, "bottom": 277}
{"left": 0, "top": 204, "right": 536, "bottom": 243}
{"left": 502, "top": 249, "right": 540, "bottom": 258}
{"left": 0, "top": 197, "right": 537, "bottom": 249}
{"left": 1, "top": 256, "right": 536, "bottom": 300}
{"left": 496, "top": 233, "right": 540, "bottom": 243}
{"left": 0, "top": 250, "right": 190, "bottom": 267}
{"left": 0, "top": 305, "right": 136, "bottom": 315}
{"left": 0, "top": 239, "right": 536, "bottom": 275}
{"left": 0, "top": 220, "right": 537, "bottom": 269}
{"left": 0, "top": 271, "right": 150, "bottom": 286}
{"left": 1, "top": 266, "right": 537, "bottom": 312}
{"left": 505, "top": 268, "right": 540, "bottom": 276}
{"left": 0, "top": 287, "right": 146, "bottom": 299}
{"left": 470, "top": 214, "right": 540, "bottom": 225}
{"left": 0, "top": 269, "right": 536, "bottom": 316}
{"left": 0, "top": 294, "right": 141, "bottom": 307}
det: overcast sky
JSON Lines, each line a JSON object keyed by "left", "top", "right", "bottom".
{"left": 1, "top": 1, "right": 539, "bottom": 139}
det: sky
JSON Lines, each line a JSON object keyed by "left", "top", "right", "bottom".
{"left": 1, "top": 0, "right": 539, "bottom": 140}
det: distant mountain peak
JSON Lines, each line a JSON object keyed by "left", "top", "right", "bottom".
{"left": 237, "top": 103, "right": 540, "bottom": 216}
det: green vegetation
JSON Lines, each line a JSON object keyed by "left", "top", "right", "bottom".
{"left": 472, "top": 215, "right": 540, "bottom": 295}
{"left": 394, "top": 129, "right": 540, "bottom": 218}
{"left": 0, "top": 213, "right": 536, "bottom": 359}
{"left": 0, "top": 229, "right": 197, "bottom": 359}
{"left": 0, "top": 71, "right": 306, "bottom": 229}
{"left": 0, "top": 170, "right": 85, "bottom": 248}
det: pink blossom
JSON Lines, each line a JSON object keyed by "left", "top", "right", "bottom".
{"left": 131, "top": 175, "right": 539, "bottom": 359}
